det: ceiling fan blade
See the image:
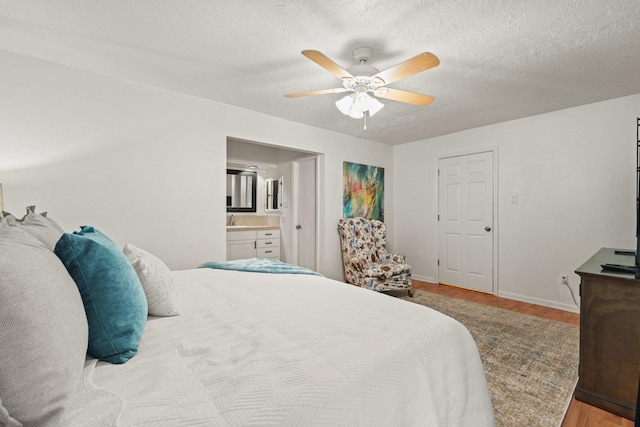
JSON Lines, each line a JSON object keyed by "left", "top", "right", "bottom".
{"left": 375, "top": 88, "right": 435, "bottom": 106}
{"left": 372, "top": 52, "right": 439, "bottom": 85}
{"left": 301, "top": 50, "right": 354, "bottom": 80}
{"left": 284, "top": 88, "right": 348, "bottom": 98}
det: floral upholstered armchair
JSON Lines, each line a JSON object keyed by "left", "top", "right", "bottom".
{"left": 338, "top": 217, "right": 413, "bottom": 296}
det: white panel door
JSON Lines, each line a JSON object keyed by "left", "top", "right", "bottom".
{"left": 293, "top": 156, "right": 317, "bottom": 270}
{"left": 438, "top": 151, "right": 494, "bottom": 293}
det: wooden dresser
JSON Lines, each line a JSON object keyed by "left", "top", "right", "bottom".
{"left": 575, "top": 247, "right": 640, "bottom": 420}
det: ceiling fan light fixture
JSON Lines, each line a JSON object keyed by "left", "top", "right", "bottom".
{"left": 367, "top": 96, "right": 384, "bottom": 117}
{"left": 354, "top": 91, "right": 371, "bottom": 110}
{"left": 335, "top": 94, "right": 355, "bottom": 115}
{"left": 354, "top": 92, "right": 384, "bottom": 117}
{"left": 336, "top": 91, "right": 384, "bottom": 119}
{"left": 348, "top": 107, "right": 364, "bottom": 119}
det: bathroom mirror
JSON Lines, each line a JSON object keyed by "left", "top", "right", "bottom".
{"left": 265, "top": 176, "right": 283, "bottom": 211}
{"left": 226, "top": 169, "right": 257, "bottom": 212}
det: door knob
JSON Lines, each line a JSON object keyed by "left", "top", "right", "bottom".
{"left": 296, "top": 225, "right": 302, "bottom": 229}
{"left": 485, "top": 226, "right": 492, "bottom": 232}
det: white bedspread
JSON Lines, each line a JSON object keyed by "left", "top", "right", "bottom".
{"left": 63, "top": 268, "right": 495, "bottom": 426}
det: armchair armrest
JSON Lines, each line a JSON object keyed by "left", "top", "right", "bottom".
{"left": 387, "top": 252, "right": 407, "bottom": 264}
{"left": 347, "top": 253, "right": 370, "bottom": 272}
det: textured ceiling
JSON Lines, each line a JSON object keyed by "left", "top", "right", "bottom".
{"left": 1, "top": 0, "right": 640, "bottom": 145}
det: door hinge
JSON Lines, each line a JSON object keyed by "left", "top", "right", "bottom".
{"left": 437, "top": 259, "right": 440, "bottom": 266}
{"left": 437, "top": 214, "right": 440, "bottom": 221}
{"left": 438, "top": 169, "right": 440, "bottom": 176}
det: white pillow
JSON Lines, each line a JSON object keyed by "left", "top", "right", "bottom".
{"left": 123, "top": 243, "right": 179, "bottom": 317}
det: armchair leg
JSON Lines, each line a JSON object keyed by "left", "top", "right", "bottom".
{"left": 408, "top": 289, "right": 414, "bottom": 298}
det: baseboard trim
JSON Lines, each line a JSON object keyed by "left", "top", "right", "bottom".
{"left": 498, "top": 291, "right": 580, "bottom": 314}
{"left": 412, "top": 274, "right": 436, "bottom": 284}
{"left": 411, "top": 278, "right": 580, "bottom": 314}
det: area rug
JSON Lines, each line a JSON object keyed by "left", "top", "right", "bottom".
{"left": 401, "top": 290, "right": 579, "bottom": 427}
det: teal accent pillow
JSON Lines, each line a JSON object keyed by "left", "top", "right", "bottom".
{"left": 54, "top": 226, "right": 147, "bottom": 364}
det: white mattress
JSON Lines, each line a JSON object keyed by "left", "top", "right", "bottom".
{"left": 63, "top": 268, "right": 495, "bottom": 426}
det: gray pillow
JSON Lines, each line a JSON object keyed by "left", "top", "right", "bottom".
{"left": 17, "top": 208, "right": 64, "bottom": 250}
{"left": 0, "top": 397, "right": 21, "bottom": 427}
{"left": 0, "top": 213, "right": 17, "bottom": 226}
{"left": 0, "top": 219, "right": 88, "bottom": 425}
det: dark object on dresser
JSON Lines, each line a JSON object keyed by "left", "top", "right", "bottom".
{"left": 575, "top": 247, "right": 640, "bottom": 420}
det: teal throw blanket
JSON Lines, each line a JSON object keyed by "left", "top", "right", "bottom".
{"left": 200, "top": 258, "right": 323, "bottom": 276}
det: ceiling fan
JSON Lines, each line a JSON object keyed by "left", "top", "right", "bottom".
{"left": 285, "top": 46, "right": 439, "bottom": 125}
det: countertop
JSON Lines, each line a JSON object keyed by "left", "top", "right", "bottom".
{"left": 226, "top": 225, "right": 279, "bottom": 232}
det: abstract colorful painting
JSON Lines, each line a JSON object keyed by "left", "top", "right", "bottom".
{"left": 343, "top": 161, "right": 384, "bottom": 221}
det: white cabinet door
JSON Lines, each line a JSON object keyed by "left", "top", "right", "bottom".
{"left": 227, "top": 240, "right": 256, "bottom": 261}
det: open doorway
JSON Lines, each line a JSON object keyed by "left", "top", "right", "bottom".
{"left": 226, "top": 137, "right": 320, "bottom": 268}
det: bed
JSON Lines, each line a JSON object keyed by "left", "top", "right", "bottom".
{"left": 0, "top": 209, "right": 495, "bottom": 427}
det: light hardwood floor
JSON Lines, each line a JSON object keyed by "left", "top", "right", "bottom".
{"left": 412, "top": 280, "right": 635, "bottom": 427}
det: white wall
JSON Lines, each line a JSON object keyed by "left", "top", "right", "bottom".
{"left": 0, "top": 49, "right": 394, "bottom": 280}
{"left": 5, "top": 49, "right": 637, "bottom": 312}
{"left": 394, "top": 93, "right": 640, "bottom": 312}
